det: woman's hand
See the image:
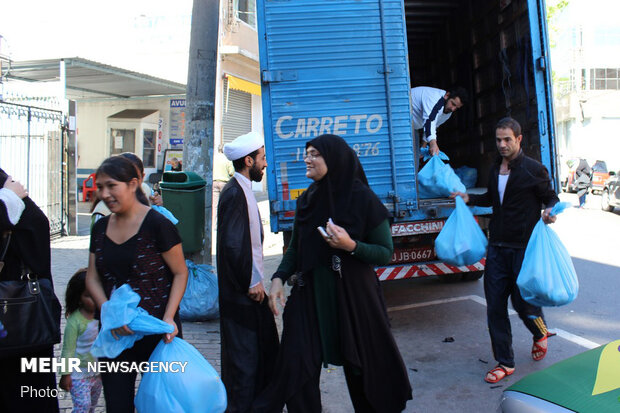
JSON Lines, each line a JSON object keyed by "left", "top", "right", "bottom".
{"left": 163, "top": 316, "right": 178, "bottom": 344}
{"left": 110, "top": 325, "right": 134, "bottom": 340}
{"left": 59, "top": 374, "right": 72, "bottom": 391}
{"left": 324, "top": 219, "right": 356, "bottom": 252}
{"left": 4, "top": 177, "right": 28, "bottom": 199}
{"left": 269, "top": 278, "right": 286, "bottom": 316}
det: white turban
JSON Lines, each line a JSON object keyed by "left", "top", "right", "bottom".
{"left": 223, "top": 132, "right": 264, "bottom": 161}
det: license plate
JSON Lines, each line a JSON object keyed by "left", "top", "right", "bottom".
{"left": 390, "top": 246, "right": 435, "bottom": 264}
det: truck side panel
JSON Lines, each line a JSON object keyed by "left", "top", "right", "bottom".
{"left": 257, "top": 0, "right": 415, "bottom": 232}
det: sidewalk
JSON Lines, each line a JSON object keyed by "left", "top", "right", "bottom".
{"left": 53, "top": 198, "right": 284, "bottom": 412}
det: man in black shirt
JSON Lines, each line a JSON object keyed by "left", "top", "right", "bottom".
{"left": 454, "top": 117, "right": 559, "bottom": 384}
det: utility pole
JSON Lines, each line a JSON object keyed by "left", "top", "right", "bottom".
{"left": 185, "top": 0, "right": 220, "bottom": 265}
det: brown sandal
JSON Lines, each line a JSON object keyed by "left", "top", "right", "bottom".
{"left": 485, "top": 364, "right": 515, "bottom": 383}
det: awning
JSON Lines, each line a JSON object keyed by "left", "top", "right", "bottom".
{"left": 226, "top": 74, "right": 261, "bottom": 96}
{"left": 6, "top": 57, "right": 187, "bottom": 99}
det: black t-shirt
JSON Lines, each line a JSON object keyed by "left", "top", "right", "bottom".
{"left": 90, "top": 208, "right": 180, "bottom": 252}
{"left": 89, "top": 209, "right": 182, "bottom": 317}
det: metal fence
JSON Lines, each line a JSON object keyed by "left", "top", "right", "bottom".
{"left": 0, "top": 101, "right": 65, "bottom": 236}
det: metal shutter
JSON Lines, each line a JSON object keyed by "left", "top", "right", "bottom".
{"left": 222, "top": 78, "right": 252, "bottom": 144}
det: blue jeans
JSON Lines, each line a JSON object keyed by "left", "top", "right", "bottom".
{"left": 578, "top": 193, "right": 587, "bottom": 207}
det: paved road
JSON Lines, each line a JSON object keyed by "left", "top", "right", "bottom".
{"left": 286, "top": 192, "right": 620, "bottom": 412}
{"left": 53, "top": 192, "right": 619, "bottom": 412}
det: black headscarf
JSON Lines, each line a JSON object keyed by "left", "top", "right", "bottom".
{"left": 295, "top": 135, "right": 389, "bottom": 273}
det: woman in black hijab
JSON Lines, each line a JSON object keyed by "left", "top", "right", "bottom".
{"left": 254, "top": 135, "right": 412, "bottom": 412}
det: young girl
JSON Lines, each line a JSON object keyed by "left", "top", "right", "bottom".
{"left": 59, "top": 269, "right": 102, "bottom": 413}
{"left": 85, "top": 155, "right": 187, "bottom": 412}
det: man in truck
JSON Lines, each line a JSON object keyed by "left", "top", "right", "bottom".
{"left": 453, "top": 117, "right": 559, "bottom": 384}
{"left": 410, "top": 85, "right": 468, "bottom": 156}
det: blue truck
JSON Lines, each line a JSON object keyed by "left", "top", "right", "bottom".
{"left": 257, "top": 0, "right": 559, "bottom": 281}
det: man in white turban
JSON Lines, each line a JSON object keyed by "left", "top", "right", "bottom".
{"left": 216, "top": 132, "right": 279, "bottom": 412}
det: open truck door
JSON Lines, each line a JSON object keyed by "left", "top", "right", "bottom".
{"left": 526, "top": 0, "right": 559, "bottom": 190}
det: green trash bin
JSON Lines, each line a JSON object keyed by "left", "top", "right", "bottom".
{"left": 159, "top": 171, "right": 207, "bottom": 253}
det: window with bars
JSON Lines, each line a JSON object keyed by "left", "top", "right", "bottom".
{"left": 222, "top": 78, "right": 252, "bottom": 144}
{"left": 590, "top": 68, "right": 620, "bottom": 90}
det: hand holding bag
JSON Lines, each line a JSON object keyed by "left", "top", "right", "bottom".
{"left": 418, "top": 155, "right": 466, "bottom": 199}
{"left": 434, "top": 196, "right": 488, "bottom": 266}
{"left": 0, "top": 231, "right": 62, "bottom": 357}
{"left": 517, "top": 202, "right": 578, "bottom": 307}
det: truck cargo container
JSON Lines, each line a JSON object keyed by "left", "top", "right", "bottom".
{"left": 257, "top": 0, "right": 559, "bottom": 281}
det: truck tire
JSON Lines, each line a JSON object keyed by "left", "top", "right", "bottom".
{"left": 437, "top": 274, "right": 463, "bottom": 283}
{"left": 461, "top": 271, "right": 484, "bottom": 282}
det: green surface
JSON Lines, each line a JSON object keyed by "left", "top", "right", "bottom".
{"left": 507, "top": 343, "right": 620, "bottom": 413}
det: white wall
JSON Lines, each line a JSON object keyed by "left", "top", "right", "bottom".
{"left": 76, "top": 97, "right": 179, "bottom": 173}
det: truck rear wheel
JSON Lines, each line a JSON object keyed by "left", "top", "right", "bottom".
{"left": 461, "top": 271, "right": 484, "bottom": 281}
{"left": 437, "top": 274, "right": 463, "bottom": 283}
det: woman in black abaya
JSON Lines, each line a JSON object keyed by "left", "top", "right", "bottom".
{"left": 254, "top": 135, "right": 412, "bottom": 412}
{"left": 0, "top": 168, "right": 60, "bottom": 412}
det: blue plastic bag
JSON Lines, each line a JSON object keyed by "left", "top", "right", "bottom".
{"left": 91, "top": 284, "right": 174, "bottom": 358}
{"left": 151, "top": 205, "right": 179, "bottom": 225}
{"left": 454, "top": 166, "right": 478, "bottom": 189}
{"left": 418, "top": 156, "right": 466, "bottom": 199}
{"left": 517, "top": 202, "right": 578, "bottom": 307}
{"left": 434, "top": 196, "right": 488, "bottom": 266}
{"left": 179, "top": 260, "right": 219, "bottom": 321}
{"left": 135, "top": 337, "right": 227, "bottom": 413}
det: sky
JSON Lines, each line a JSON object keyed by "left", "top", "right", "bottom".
{"left": 0, "top": 0, "right": 193, "bottom": 83}
{"left": 2, "top": 0, "right": 620, "bottom": 84}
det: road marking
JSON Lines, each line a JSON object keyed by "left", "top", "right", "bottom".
{"left": 387, "top": 295, "right": 474, "bottom": 312}
{"left": 553, "top": 328, "right": 600, "bottom": 349}
{"left": 388, "top": 295, "right": 600, "bottom": 349}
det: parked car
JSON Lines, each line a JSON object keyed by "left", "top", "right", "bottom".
{"left": 591, "top": 160, "right": 610, "bottom": 194}
{"left": 601, "top": 171, "right": 619, "bottom": 212}
{"left": 499, "top": 340, "right": 620, "bottom": 412}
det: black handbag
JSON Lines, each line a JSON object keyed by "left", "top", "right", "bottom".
{"left": 0, "top": 231, "right": 62, "bottom": 357}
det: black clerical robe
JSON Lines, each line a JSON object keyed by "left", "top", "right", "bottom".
{"left": 216, "top": 177, "right": 279, "bottom": 413}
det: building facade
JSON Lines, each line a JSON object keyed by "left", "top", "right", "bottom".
{"left": 552, "top": 0, "right": 620, "bottom": 174}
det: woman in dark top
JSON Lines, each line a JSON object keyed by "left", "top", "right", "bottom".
{"left": 254, "top": 135, "right": 412, "bottom": 412}
{"left": 0, "top": 168, "right": 60, "bottom": 412}
{"left": 85, "top": 156, "right": 187, "bottom": 413}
